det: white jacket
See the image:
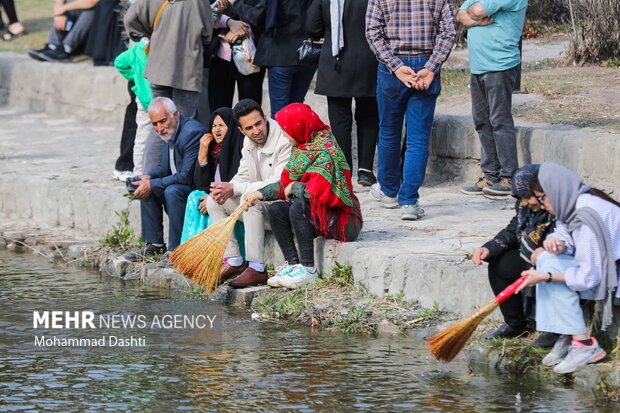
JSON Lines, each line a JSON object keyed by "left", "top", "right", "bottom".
{"left": 231, "top": 118, "right": 292, "bottom": 196}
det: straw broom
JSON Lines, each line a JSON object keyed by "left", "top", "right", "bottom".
{"left": 169, "top": 197, "right": 253, "bottom": 293}
{"left": 426, "top": 275, "right": 529, "bottom": 362}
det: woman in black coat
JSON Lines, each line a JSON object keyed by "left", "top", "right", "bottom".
{"left": 306, "top": 0, "right": 379, "bottom": 186}
{"left": 180, "top": 107, "right": 244, "bottom": 244}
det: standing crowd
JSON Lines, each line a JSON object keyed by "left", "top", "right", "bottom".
{"left": 24, "top": 0, "right": 619, "bottom": 375}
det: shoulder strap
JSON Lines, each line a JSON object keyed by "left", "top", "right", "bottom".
{"left": 153, "top": 0, "right": 170, "bottom": 30}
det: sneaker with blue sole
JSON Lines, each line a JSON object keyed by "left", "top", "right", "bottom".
{"left": 279, "top": 266, "right": 318, "bottom": 289}
{"left": 268, "top": 262, "right": 299, "bottom": 288}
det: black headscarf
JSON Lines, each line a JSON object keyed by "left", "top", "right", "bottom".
{"left": 190, "top": 107, "right": 244, "bottom": 191}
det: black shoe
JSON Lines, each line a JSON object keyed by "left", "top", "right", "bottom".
{"left": 484, "top": 323, "right": 529, "bottom": 340}
{"left": 531, "top": 332, "right": 560, "bottom": 348}
{"left": 124, "top": 244, "right": 167, "bottom": 262}
{"left": 28, "top": 46, "right": 51, "bottom": 61}
{"left": 357, "top": 170, "right": 377, "bottom": 187}
{"left": 37, "top": 46, "right": 72, "bottom": 63}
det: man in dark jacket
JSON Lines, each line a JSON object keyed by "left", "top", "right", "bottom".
{"left": 125, "top": 97, "right": 207, "bottom": 261}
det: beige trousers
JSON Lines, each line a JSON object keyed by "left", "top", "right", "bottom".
{"left": 206, "top": 195, "right": 270, "bottom": 263}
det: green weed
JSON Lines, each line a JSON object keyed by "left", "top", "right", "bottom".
{"left": 334, "top": 305, "right": 374, "bottom": 334}
{"left": 100, "top": 210, "right": 141, "bottom": 252}
{"left": 186, "top": 284, "right": 207, "bottom": 299}
{"left": 417, "top": 301, "right": 440, "bottom": 320}
{"left": 331, "top": 262, "right": 353, "bottom": 287}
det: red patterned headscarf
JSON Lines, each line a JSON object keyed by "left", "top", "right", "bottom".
{"left": 275, "top": 103, "right": 355, "bottom": 240}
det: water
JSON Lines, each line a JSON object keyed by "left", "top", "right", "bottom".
{"left": 0, "top": 251, "right": 612, "bottom": 412}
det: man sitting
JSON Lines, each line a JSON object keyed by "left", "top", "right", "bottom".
{"left": 124, "top": 97, "right": 206, "bottom": 262}
{"left": 207, "top": 99, "right": 292, "bottom": 288}
{"left": 28, "top": 0, "right": 100, "bottom": 63}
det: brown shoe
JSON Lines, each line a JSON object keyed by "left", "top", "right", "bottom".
{"left": 228, "top": 267, "right": 268, "bottom": 288}
{"left": 219, "top": 261, "right": 248, "bottom": 282}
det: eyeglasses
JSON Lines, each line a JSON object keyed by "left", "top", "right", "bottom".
{"left": 536, "top": 194, "right": 546, "bottom": 205}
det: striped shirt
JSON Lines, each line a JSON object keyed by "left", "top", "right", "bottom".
{"left": 554, "top": 194, "right": 620, "bottom": 293}
{"left": 365, "top": 0, "right": 456, "bottom": 73}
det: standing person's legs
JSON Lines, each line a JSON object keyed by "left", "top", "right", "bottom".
{"left": 195, "top": 68, "right": 211, "bottom": 126}
{"left": 133, "top": 99, "right": 151, "bottom": 176}
{"left": 142, "top": 129, "right": 163, "bottom": 175}
{"left": 171, "top": 88, "right": 200, "bottom": 119}
{"left": 208, "top": 57, "right": 236, "bottom": 111}
{"left": 471, "top": 73, "right": 500, "bottom": 183}
{"left": 267, "top": 66, "right": 295, "bottom": 118}
{"left": 289, "top": 65, "right": 316, "bottom": 104}
{"left": 268, "top": 201, "right": 300, "bottom": 264}
{"left": 376, "top": 64, "right": 409, "bottom": 199}
{"left": 399, "top": 59, "right": 439, "bottom": 206}
{"left": 237, "top": 67, "right": 266, "bottom": 106}
{"left": 162, "top": 184, "right": 193, "bottom": 251}
{"left": 354, "top": 96, "right": 379, "bottom": 174}
{"left": 115, "top": 82, "right": 137, "bottom": 175}
{"left": 327, "top": 96, "right": 354, "bottom": 169}
{"left": 486, "top": 67, "right": 519, "bottom": 179}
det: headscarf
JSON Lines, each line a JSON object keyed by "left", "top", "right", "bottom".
{"left": 538, "top": 162, "right": 617, "bottom": 330}
{"left": 512, "top": 164, "right": 554, "bottom": 263}
{"left": 330, "top": 0, "right": 345, "bottom": 57}
{"left": 207, "top": 107, "right": 244, "bottom": 183}
{"left": 275, "top": 103, "right": 355, "bottom": 240}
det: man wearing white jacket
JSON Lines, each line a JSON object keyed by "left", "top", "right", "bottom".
{"left": 207, "top": 99, "right": 292, "bottom": 288}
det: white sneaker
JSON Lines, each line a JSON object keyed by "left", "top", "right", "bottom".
{"left": 268, "top": 262, "right": 299, "bottom": 287}
{"left": 113, "top": 170, "right": 135, "bottom": 182}
{"left": 370, "top": 183, "right": 398, "bottom": 209}
{"left": 553, "top": 338, "right": 607, "bottom": 374}
{"left": 279, "top": 265, "right": 318, "bottom": 289}
{"left": 400, "top": 203, "right": 425, "bottom": 220}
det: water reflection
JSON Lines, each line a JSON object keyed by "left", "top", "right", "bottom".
{"left": 0, "top": 251, "right": 610, "bottom": 412}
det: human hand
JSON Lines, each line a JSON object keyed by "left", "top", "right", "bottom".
{"left": 54, "top": 15, "right": 67, "bottom": 31}
{"left": 531, "top": 247, "right": 545, "bottom": 265}
{"left": 515, "top": 269, "right": 548, "bottom": 293}
{"left": 472, "top": 247, "right": 490, "bottom": 266}
{"left": 198, "top": 133, "right": 214, "bottom": 164}
{"left": 198, "top": 195, "right": 208, "bottom": 214}
{"left": 284, "top": 182, "right": 295, "bottom": 198}
{"left": 210, "top": 182, "right": 234, "bottom": 205}
{"left": 416, "top": 68, "right": 435, "bottom": 90}
{"left": 53, "top": 4, "right": 66, "bottom": 16}
{"left": 224, "top": 31, "right": 241, "bottom": 44}
{"left": 227, "top": 19, "right": 248, "bottom": 37}
{"left": 543, "top": 237, "right": 565, "bottom": 254}
{"left": 243, "top": 191, "right": 263, "bottom": 208}
{"left": 214, "top": 0, "right": 231, "bottom": 12}
{"left": 132, "top": 179, "right": 152, "bottom": 199}
{"left": 394, "top": 66, "right": 419, "bottom": 89}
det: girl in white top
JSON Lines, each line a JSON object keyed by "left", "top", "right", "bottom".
{"left": 517, "top": 162, "right": 620, "bottom": 374}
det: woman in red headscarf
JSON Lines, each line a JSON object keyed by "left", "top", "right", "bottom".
{"left": 247, "top": 103, "right": 363, "bottom": 289}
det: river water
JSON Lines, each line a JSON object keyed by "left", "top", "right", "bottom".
{"left": 0, "top": 251, "right": 612, "bottom": 412}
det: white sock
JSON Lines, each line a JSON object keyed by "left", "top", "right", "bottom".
{"left": 248, "top": 262, "right": 265, "bottom": 272}
{"left": 303, "top": 266, "right": 317, "bottom": 273}
{"left": 226, "top": 256, "right": 244, "bottom": 267}
{"left": 151, "top": 243, "right": 164, "bottom": 247}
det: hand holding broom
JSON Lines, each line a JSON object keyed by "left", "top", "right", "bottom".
{"left": 426, "top": 275, "right": 528, "bottom": 362}
{"left": 169, "top": 193, "right": 258, "bottom": 293}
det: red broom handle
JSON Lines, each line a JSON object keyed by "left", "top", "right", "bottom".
{"left": 495, "top": 275, "right": 528, "bottom": 305}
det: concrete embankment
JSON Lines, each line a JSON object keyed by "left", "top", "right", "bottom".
{"left": 1, "top": 53, "right": 620, "bottom": 324}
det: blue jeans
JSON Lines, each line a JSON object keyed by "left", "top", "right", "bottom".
{"left": 267, "top": 65, "right": 316, "bottom": 118}
{"left": 376, "top": 57, "right": 440, "bottom": 206}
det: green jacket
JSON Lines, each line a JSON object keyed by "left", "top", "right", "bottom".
{"left": 259, "top": 181, "right": 363, "bottom": 242}
{"left": 114, "top": 40, "right": 151, "bottom": 110}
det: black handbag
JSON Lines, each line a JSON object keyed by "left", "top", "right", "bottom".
{"left": 297, "top": 39, "right": 322, "bottom": 67}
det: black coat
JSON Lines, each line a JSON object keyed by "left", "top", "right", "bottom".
{"left": 306, "top": 0, "right": 377, "bottom": 97}
{"left": 189, "top": 108, "right": 244, "bottom": 192}
{"left": 233, "top": 0, "right": 312, "bottom": 67}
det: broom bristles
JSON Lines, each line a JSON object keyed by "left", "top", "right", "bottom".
{"left": 170, "top": 199, "right": 250, "bottom": 293}
{"left": 426, "top": 300, "right": 499, "bottom": 362}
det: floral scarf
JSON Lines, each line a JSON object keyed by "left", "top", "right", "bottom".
{"left": 275, "top": 103, "right": 355, "bottom": 240}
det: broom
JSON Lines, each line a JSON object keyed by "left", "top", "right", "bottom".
{"left": 426, "top": 274, "right": 529, "bottom": 362}
{"left": 169, "top": 197, "right": 254, "bottom": 293}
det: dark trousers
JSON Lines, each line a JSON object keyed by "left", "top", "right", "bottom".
{"left": 208, "top": 56, "right": 266, "bottom": 112}
{"left": 267, "top": 65, "right": 316, "bottom": 117}
{"left": 115, "top": 81, "right": 137, "bottom": 172}
{"left": 471, "top": 66, "right": 519, "bottom": 181}
{"left": 488, "top": 249, "right": 532, "bottom": 328}
{"left": 268, "top": 199, "right": 316, "bottom": 267}
{"left": 327, "top": 96, "right": 378, "bottom": 172}
{"left": 151, "top": 84, "right": 199, "bottom": 119}
{"left": 140, "top": 184, "right": 192, "bottom": 251}
{"left": 0, "top": 0, "right": 19, "bottom": 24}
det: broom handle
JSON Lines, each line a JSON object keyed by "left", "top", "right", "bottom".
{"left": 495, "top": 275, "right": 528, "bottom": 305}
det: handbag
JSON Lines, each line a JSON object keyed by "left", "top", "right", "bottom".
{"left": 296, "top": 39, "right": 322, "bottom": 67}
